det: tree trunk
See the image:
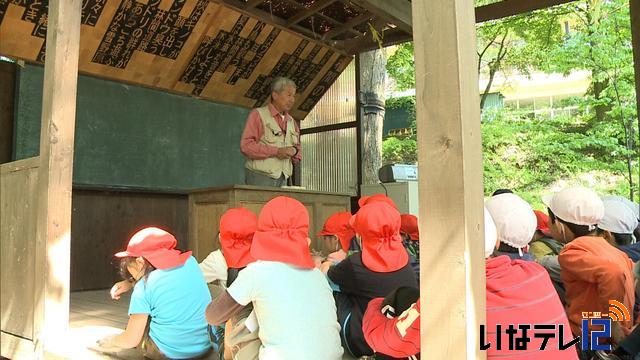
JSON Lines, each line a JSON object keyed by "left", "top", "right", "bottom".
{"left": 360, "top": 49, "right": 387, "bottom": 184}
{"left": 592, "top": 78, "right": 610, "bottom": 122}
{"left": 480, "top": 66, "right": 498, "bottom": 111}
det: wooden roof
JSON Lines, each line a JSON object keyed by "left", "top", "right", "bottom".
{"left": 0, "top": 0, "right": 579, "bottom": 118}
{"left": 0, "top": 0, "right": 416, "bottom": 119}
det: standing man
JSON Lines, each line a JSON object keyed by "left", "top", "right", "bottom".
{"left": 240, "top": 77, "right": 301, "bottom": 187}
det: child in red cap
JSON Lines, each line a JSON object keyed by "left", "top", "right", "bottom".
{"left": 216, "top": 208, "right": 261, "bottom": 360}
{"left": 530, "top": 210, "right": 564, "bottom": 259}
{"left": 400, "top": 214, "right": 420, "bottom": 282}
{"left": 327, "top": 202, "right": 417, "bottom": 358}
{"left": 206, "top": 196, "right": 343, "bottom": 360}
{"left": 199, "top": 208, "right": 258, "bottom": 288}
{"left": 317, "top": 211, "right": 357, "bottom": 272}
{"left": 95, "top": 227, "right": 212, "bottom": 359}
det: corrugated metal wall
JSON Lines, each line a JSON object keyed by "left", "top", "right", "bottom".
{"left": 301, "top": 128, "right": 357, "bottom": 194}
{"left": 302, "top": 62, "right": 356, "bottom": 129}
{"left": 300, "top": 61, "right": 357, "bottom": 195}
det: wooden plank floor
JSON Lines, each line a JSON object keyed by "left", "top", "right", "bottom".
{"left": 62, "top": 290, "right": 358, "bottom": 360}
{"left": 56, "top": 290, "right": 136, "bottom": 359}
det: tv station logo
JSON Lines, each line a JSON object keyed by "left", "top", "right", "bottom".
{"left": 479, "top": 300, "right": 631, "bottom": 352}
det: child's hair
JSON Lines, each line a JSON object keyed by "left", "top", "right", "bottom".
{"left": 119, "top": 256, "right": 156, "bottom": 283}
{"left": 596, "top": 228, "right": 633, "bottom": 246}
{"left": 613, "top": 233, "right": 633, "bottom": 246}
{"left": 497, "top": 242, "right": 519, "bottom": 253}
{"left": 548, "top": 208, "right": 596, "bottom": 238}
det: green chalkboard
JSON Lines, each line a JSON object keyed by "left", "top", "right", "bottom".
{"left": 14, "top": 64, "right": 249, "bottom": 190}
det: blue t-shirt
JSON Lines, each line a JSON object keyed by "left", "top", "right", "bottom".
{"left": 129, "top": 256, "right": 211, "bottom": 359}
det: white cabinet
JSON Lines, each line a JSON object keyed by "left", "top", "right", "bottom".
{"left": 360, "top": 182, "right": 419, "bottom": 215}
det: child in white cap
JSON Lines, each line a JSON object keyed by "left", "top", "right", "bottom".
{"left": 544, "top": 187, "right": 636, "bottom": 343}
{"left": 483, "top": 206, "right": 576, "bottom": 360}
{"left": 598, "top": 197, "right": 640, "bottom": 264}
{"left": 598, "top": 198, "right": 639, "bottom": 247}
{"left": 485, "top": 193, "right": 537, "bottom": 261}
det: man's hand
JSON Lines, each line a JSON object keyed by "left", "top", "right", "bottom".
{"left": 110, "top": 280, "right": 133, "bottom": 300}
{"left": 276, "top": 147, "right": 296, "bottom": 159}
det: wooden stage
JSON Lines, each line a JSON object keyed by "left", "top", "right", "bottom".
{"left": 64, "top": 290, "right": 357, "bottom": 360}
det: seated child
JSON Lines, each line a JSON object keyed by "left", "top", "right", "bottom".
{"left": 216, "top": 208, "right": 260, "bottom": 360}
{"left": 327, "top": 202, "right": 417, "bottom": 357}
{"left": 206, "top": 196, "right": 343, "bottom": 360}
{"left": 486, "top": 193, "right": 536, "bottom": 261}
{"left": 484, "top": 205, "right": 577, "bottom": 360}
{"left": 530, "top": 210, "right": 565, "bottom": 259}
{"left": 317, "top": 211, "right": 357, "bottom": 273}
{"left": 96, "top": 227, "right": 212, "bottom": 359}
{"left": 546, "top": 188, "right": 635, "bottom": 342}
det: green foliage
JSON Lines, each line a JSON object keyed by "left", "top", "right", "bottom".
{"left": 481, "top": 110, "right": 638, "bottom": 209}
{"left": 382, "top": 137, "right": 417, "bottom": 165}
{"left": 383, "top": 0, "right": 638, "bottom": 204}
{"left": 387, "top": 4, "right": 567, "bottom": 92}
{"left": 386, "top": 43, "right": 414, "bottom": 91}
{"left": 381, "top": 105, "right": 638, "bottom": 208}
{"left": 385, "top": 96, "right": 415, "bottom": 111}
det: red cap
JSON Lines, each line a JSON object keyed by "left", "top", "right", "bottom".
{"left": 534, "top": 210, "right": 552, "bottom": 236}
{"left": 220, "top": 208, "right": 257, "bottom": 269}
{"left": 358, "top": 194, "right": 398, "bottom": 209}
{"left": 251, "top": 196, "right": 314, "bottom": 269}
{"left": 317, "top": 212, "right": 356, "bottom": 252}
{"left": 400, "top": 214, "right": 419, "bottom": 241}
{"left": 352, "top": 203, "right": 408, "bottom": 272}
{"left": 115, "top": 227, "right": 191, "bottom": 270}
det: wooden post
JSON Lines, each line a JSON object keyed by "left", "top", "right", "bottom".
{"left": 33, "top": 0, "right": 82, "bottom": 354}
{"left": 412, "top": 1, "right": 486, "bottom": 359}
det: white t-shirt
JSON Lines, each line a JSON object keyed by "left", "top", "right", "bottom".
{"left": 198, "top": 249, "right": 228, "bottom": 284}
{"left": 227, "top": 261, "right": 343, "bottom": 360}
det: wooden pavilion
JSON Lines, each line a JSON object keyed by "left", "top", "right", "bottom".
{"left": 1, "top": 0, "right": 639, "bottom": 358}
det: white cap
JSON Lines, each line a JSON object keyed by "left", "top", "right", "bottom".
{"left": 484, "top": 207, "right": 498, "bottom": 258}
{"left": 598, "top": 199, "right": 639, "bottom": 234}
{"left": 486, "top": 193, "right": 537, "bottom": 251}
{"left": 542, "top": 186, "right": 604, "bottom": 228}
{"left": 602, "top": 195, "right": 640, "bottom": 220}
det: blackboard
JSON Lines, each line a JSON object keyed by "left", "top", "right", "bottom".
{"left": 14, "top": 64, "right": 248, "bottom": 190}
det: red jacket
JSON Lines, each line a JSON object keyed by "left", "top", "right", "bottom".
{"left": 363, "top": 256, "right": 577, "bottom": 359}
{"left": 363, "top": 297, "right": 420, "bottom": 358}
{"left": 486, "top": 255, "right": 577, "bottom": 359}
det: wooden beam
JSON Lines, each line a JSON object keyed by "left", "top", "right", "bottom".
{"left": 475, "top": 0, "right": 578, "bottom": 23}
{"left": 343, "top": 28, "right": 412, "bottom": 54}
{"left": 33, "top": 0, "right": 82, "bottom": 353}
{"left": 412, "top": 0, "right": 486, "bottom": 359}
{"left": 631, "top": 0, "right": 640, "bottom": 142}
{"left": 214, "top": 0, "right": 336, "bottom": 45}
{"left": 1, "top": 332, "right": 36, "bottom": 359}
{"left": 300, "top": 121, "right": 357, "bottom": 135}
{"left": 287, "top": 0, "right": 337, "bottom": 26}
{"left": 321, "top": 12, "right": 371, "bottom": 40}
{"left": 246, "top": 0, "right": 263, "bottom": 8}
{"left": 349, "top": 0, "right": 412, "bottom": 33}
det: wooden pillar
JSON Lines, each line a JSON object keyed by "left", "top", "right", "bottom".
{"left": 412, "top": 1, "right": 486, "bottom": 359}
{"left": 631, "top": 0, "right": 640, "bottom": 141}
{"left": 33, "top": 0, "right": 82, "bottom": 354}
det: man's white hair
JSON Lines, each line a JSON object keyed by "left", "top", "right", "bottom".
{"left": 270, "top": 77, "right": 296, "bottom": 94}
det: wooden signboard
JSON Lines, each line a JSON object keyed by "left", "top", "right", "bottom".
{"left": 0, "top": 0, "right": 352, "bottom": 119}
